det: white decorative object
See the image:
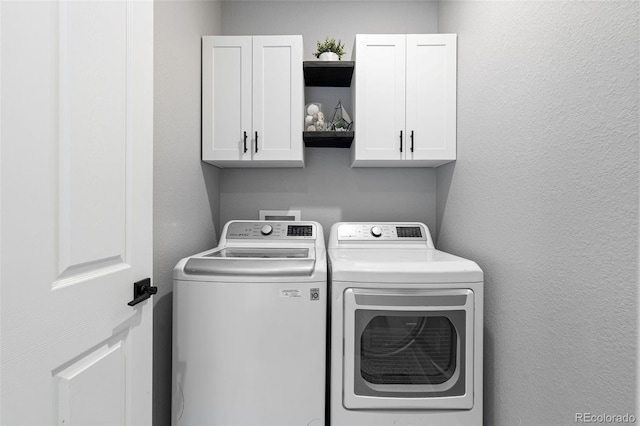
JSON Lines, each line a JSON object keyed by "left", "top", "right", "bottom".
{"left": 319, "top": 52, "right": 339, "bottom": 61}
{"left": 306, "top": 103, "right": 320, "bottom": 116}
{"left": 304, "top": 103, "right": 325, "bottom": 131}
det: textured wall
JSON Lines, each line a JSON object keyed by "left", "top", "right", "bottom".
{"left": 220, "top": 149, "right": 437, "bottom": 239}
{"left": 221, "top": 0, "right": 437, "bottom": 61}
{"left": 220, "top": 1, "right": 438, "bottom": 238}
{"left": 153, "top": 2, "right": 222, "bottom": 424}
{"left": 436, "top": 2, "right": 639, "bottom": 424}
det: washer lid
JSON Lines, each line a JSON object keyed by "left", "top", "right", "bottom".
{"left": 328, "top": 248, "right": 483, "bottom": 283}
{"left": 208, "top": 247, "right": 310, "bottom": 259}
{"left": 184, "top": 247, "right": 316, "bottom": 276}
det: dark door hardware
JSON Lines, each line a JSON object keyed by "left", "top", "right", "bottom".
{"left": 410, "top": 130, "right": 414, "bottom": 153}
{"left": 128, "top": 278, "right": 157, "bottom": 307}
{"left": 255, "top": 131, "right": 259, "bottom": 153}
{"left": 399, "top": 130, "right": 403, "bottom": 152}
{"left": 243, "top": 131, "right": 248, "bottom": 153}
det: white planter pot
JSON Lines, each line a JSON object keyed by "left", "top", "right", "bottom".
{"left": 319, "top": 52, "right": 339, "bottom": 61}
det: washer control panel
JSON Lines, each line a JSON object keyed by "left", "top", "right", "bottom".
{"left": 227, "top": 222, "right": 315, "bottom": 239}
{"left": 337, "top": 223, "right": 428, "bottom": 241}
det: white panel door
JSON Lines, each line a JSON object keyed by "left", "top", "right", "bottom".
{"left": 1, "top": 1, "right": 153, "bottom": 425}
{"left": 252, "top": 36, "right": 303, "bottom": 162}
{"left": 202, "top": 36, "right": 252, "bottom": 163}
{"left": 353, "top": 35, "right": 406, "bottom": 162}
{"left": 406, "top": 34, "right": 457, "bottom": 162}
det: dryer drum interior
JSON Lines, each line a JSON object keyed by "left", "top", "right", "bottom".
{"left": 359, "top": 315, "right": 457, "bottom": 385}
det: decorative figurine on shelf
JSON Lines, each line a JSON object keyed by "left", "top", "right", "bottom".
{"left": 313, "top": 37, "right": 346, "bottom": 61}
{"left": 328, "top": 100, "right": 352, "bottom": 131}
{"left": 316, "top": 112, "right": 325, "bottom": 131}
{"left": 305, "top": 103, "right": 325, "bottom": 131}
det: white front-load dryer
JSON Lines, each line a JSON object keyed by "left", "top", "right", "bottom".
{"left": 328, "top": 222, "right": 483, "bottom": 426}
{"left": 172, "top": 221, "right": 327, "bottom": 426}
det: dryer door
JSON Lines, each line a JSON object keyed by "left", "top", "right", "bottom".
{"left": 343, "top": 288, "right": 474, "bottom": 410}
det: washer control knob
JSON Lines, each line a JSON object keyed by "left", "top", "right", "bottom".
{"left": 370, "top": 226, "right": 383, "bottom": 237}
{"left": 260, "top": 225, "right": 273, "bottom": 236}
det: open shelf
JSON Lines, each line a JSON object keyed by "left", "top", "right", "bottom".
{"left": 303, "top": 131, "right": 354, "bottom": 148}
{"left": 303, "top": 61, "right": 354, "bottom": 87}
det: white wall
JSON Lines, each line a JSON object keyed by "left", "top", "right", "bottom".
{"left": 220, "top": 1, "right": 439, "bottom": 236}
{"left": 436, "top": 2, "right": 639, "bottom": 424}
{"left": 154, "top": 2, "right": 638, "bottom": 425}
{"left": 222, "top": 0, "right": 437, "bottom": 61}
{"left": 220, "top": 149, "right": 437, "bottom": 236}
{"left": 154, "top": 1, "right": 222, "bottom": 424}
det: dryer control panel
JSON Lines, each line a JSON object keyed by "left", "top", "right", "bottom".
{"left": 226, "top": 221, "right": 316, "bottom": 240}
{"left": 337, "top": 223, "right": 428, "bottom": 241}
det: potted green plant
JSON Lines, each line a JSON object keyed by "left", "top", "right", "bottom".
{"left": 313, "top": 37, "right": 346, "bottom": 61}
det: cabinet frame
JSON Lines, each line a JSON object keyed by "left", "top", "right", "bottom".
{"left": 351, "top": 34, "right": 457, "bottom": 167}
{"left": 202, "top": 35, "right": 304, "bottom": 168}
{"left": 405, "top": 34, "right": 457, "bottom": 162}
{"left": 202, "top": 36, "right": 252, "bottom": 163}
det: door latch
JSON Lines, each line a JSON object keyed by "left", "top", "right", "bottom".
{"left": 128, "top": 278, "right": 158, "bottom": 307}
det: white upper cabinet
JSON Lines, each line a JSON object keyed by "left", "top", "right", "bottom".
{"left": 202, "top": 35, "right": 304, "bottom": 168}
{"left": 203, "top": 36, "right": 252, "bottom": 163}
{"left": 406, "top": 34, "right": 457, "bottom": 162}
{"left": 352, "top": 34, "right": 457, "bottom": 167}
{"left": 352, "top": 35, "right": 406, "bottom": 161}
{"left": 252, "top": 36, "right": 304, "bottom": 163}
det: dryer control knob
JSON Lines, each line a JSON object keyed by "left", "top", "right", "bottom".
{"left": 260, "top": 225, "right": 273, "bottom": 236}
{"left": 370, "top": 226, "right": 383, "bottom": 237}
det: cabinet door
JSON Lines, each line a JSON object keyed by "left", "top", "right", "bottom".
{"left": 353, "top": 35, "right": 406, "bottom": 164}
{"left": 406, "top": 34, "right": 457, "bottom": 162}
{"left": 202, "top": 36, "right": 252, "bottom": 164}
{"left": 252, "top": 36, "right": 303, "bottom": 163}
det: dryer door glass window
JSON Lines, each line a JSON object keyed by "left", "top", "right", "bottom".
{"left": 354, "top": 310, "right": 466, "bottom": 398}
{"left": 360, "top": 315, "right": 456, "bottom": 385}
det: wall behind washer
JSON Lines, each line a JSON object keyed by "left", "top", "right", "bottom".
{"left": 219, "top": 1, "right": 439, "bottom": 237}
{"left": 220, "top": 149, "right": 436, "bottom": 237}
{"left": 436, "top": 2, "right": 638, "bottom": 425}
{"left": 154, "top": 1, "right": 222, "bottom": 424}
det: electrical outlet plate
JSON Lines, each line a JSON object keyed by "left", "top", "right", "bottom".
{"left": 259, "top": 210, "right": 301, "bottom": 221}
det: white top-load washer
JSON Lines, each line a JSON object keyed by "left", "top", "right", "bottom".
{"left": 172, "top": 220, "right": 327, "bottom": 426}
{"left": 328, "top": 222, "right": 483, "bottom": 426}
